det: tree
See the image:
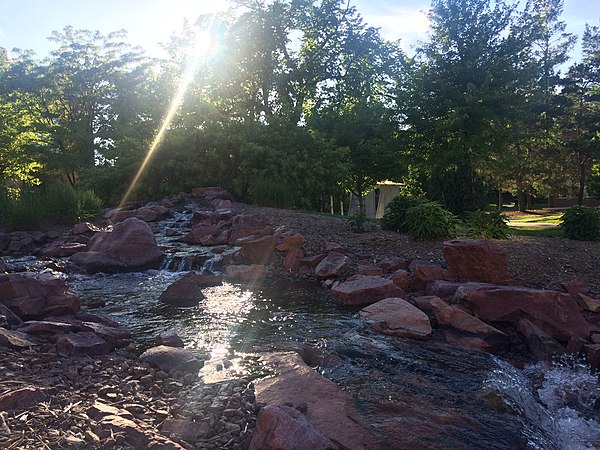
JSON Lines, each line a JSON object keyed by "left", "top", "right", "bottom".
{"left": 0, "top": 27, "right": 151, "bottom": 186}
{"left": 401, "top": 0, "right": 528, "bottom": 212}
{"left": 562, "top": 22, "right": 600, "bottom": 204}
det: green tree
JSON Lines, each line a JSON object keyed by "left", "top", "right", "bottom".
{"left": 561, "top": 23, "right": 600, "bottom": 204}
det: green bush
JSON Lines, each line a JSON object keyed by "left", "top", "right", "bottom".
{"left": 348, "top": 212, "right": 367, "bottom": 233}
{"left": 382, "top": 196, "right": 424, "bottom": 232}
{"left": 0, "top": 184, "right": 102, "bottom": 230}
{"left": 560, "top": 206, "right": 600, "bottom": 241}
{"left": 466, "top": 210, "right": 510, "bottom": 239}
{"left": 403, "top": 201, "right": 458, "bottom": 239}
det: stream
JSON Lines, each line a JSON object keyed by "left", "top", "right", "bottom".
{"left": 5, "top": 206, "right": 599, "bottom": 449}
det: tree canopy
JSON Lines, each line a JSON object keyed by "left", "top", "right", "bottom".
{"left": 0, "top": 0, "right": 598, "bottom": 214}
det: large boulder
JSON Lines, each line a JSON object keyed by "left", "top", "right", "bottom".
{"left": 228, "top": 214, "right": 273, "bottom": 244}
{"left": 331, "top": 275, "right": 404, "bottom": 306}
{"left": 410, "top": 263, "right": 446, "bottom": 292}
{"left": 70, "top": 217, "right": 163, "bottom": 273}
{"left": 360, "top": 297, "right": 432, "bottom": 339}
{"left": 254, "top": 352, "right": 377, "bottom": 450}
{"left": 0, "top": 272, "right": 79, "bottom": 319}
{"left": 159, "top": 274, "right": 207, "bottom": 306}
{"left": 443, "top": 240, "right": 512, "bottom": 285}
{"left": 235, "top": 235, "right": 276, "bottom": 265}
{"left": 139, "top": 345, "right": 203, "bottom": 374}
{"left": 55, "top": 332, "right": 111, "bottom": 356}
{"left": 429, "top": 297, "right": 509, "bottom": 352}
{"left": 456, "top": 283, "right": 597, "bottom": 342}
{"left": 249, "top": 405, "right": 336, "bottom": 450}
{"left": 314, "top": 252, "right": 350, "bottom": 280}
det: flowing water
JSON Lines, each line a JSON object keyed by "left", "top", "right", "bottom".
{"left": 6, "top": 207, "right": 599, "bottom": 449}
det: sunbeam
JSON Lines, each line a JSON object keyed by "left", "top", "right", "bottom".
{"left": 118, "top": 13, "right": 217, "bottom": 208}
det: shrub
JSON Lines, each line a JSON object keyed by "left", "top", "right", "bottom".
{"left": 466, "top": 210, "right": 510, "bottom": 239}
{"left": 382, "top": 196, "right": 424, "bottom": 232}
{"left": 403, "top": 201, "right": 458, "bottom": 239}
{"left": 348, "top": 212, "right": 367, "bottom": 233}
{"left": 0, "top": 184, "right": 102, "bottom": 230}
{"left": 560, "top": 206, "right": 600, "bottom": 241}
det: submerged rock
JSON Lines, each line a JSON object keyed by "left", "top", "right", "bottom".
{"left": 139, "top": 345, "right": 203, "bottom": 374}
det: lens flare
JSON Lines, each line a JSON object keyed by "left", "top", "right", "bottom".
{"left": 118, "top": 14, "right": 217, "bottom": 208}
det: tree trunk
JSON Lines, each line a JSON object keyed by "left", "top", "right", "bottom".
{"left": 517, "top": 190, "right": 526, "bottom": 212}
{"left": 548, "top": 194, "right": 556, "bottom": 208}
{"left": 498, "top": 189, "right": 502, "bottom": 210}
{"left": 578, "top": 158, "right": 586, "bottom": 206}
{"left": 526, "top": 191, "right": 533, "bottom": 210}
{"left": 358, "top": 193, "right": 365, "bottom": 216}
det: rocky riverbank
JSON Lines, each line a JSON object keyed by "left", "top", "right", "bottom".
{"left": 1, "top": 187, "right": 599, "bottom": 449}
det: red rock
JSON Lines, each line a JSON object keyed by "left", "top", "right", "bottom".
{"left": 80, "top": 322, "right": 131, "bottom": 348}
{"left": 430, "top": 298, "right": 505, "bottom": 336}
{"left": 160, "top": 418, "right": 210, "bottom": 442}
{"left": 155, "top": 333, "right": 185, "bottom": 348}
{"left": 577, "top": 293, "right": 600, "bottom": 313}
{"left": 72, "top": 218, "right": 163, "bottom": 273}
{"left": 184, "top": 224, "right": 219, "bottom": 244}
{"left": 300, "top": 254, "right": 326, "bottom": 269}
{"left": 0, "top": 303, "right": 22, "bottom": 326}
{"left": 425, "top": 280, "right": 463, "bottom": 302}
{"left": 135, "top": 206, "right": 160, "bottom": 222}
{"left": 88, "top": 401, "right": 135, "bottom": 421}
{"left": 456, "top": 283, "right": 597, "bottom": 342}
{"left": 17, "top": 320, "right": 79, "bottom": 335}
{"left": 389, "top": 269, "right": 410, "bottom": 290}
{"left": 100, "top": 414, "right": 184, "bottom": 449}
{"left": 0, "top": 328, "right": 37, "bottom": 349}
{"left": 72, "top": 222, "right": 101, "bottom": 235}
{"left": 360, "top": 297, "right": 432, "bottom": 339}
{"left": 55, "top": 242, "right": 87, "bottom": 257}
{"left": 185, "top": 273, "right": 223, "bottom": 287}
{"left": 411, "top": 263, "right": 446, "bottom": 292}
{"left": 159, "top": 276, "right": 206, "bottom": 306}
{"left": 331, "top": 275, "right": 404, "bottom": 306}
{"left": 566, "top": 336, "right": 585, "bottom": 355}
{"left": 224, "top": 264, "right": 267, "bottom": 283}
{"left": 357, "top": 265, "right": 384, "bottom": 276}
{"left": 378, "top": 257, "right": 410, "bottom": 273}
{"left": 236, "top": 235, "right": 276, "bottom": 265}
{"left": 443, "top": 240, "right": 512, "bottom": 284}
{"left": 56, "top": 332, "right": 110, "bottom": 356}
{"left": 0, "top": 386, "right": 48, "bottom": 411}
{"left": 249, "top": 404, "right": 335, "bottom": 450}
{"left": 228, "top": 214, "right": 272, "bottom": 244}
{"left": 413, "top": 295, "right": 439, "bottom": 314}
{"left": 0, "top": 272, "right": 79, "bottom": 319}
{"left": 442, "top": 331, "right": 507, "bottom": 352}
{"left": 560, "top": 277, "right": 589, "bottom": 296}
{"left": 584, "top": 344, "right": 600, "bottom": 369}
{"left": 254, "top": 352, "right": 378, "bottom": 450}
{"left": 283, "top": 247, "right": 305, "bottom": 271}
{"left": 314, "top": 252, "right": 350, "bottom": 280}
{"left": 139, "top": 345, "right": 202, "bottom": 374}
{"left": 276, "top": 234, "right": 305, "bottom": 252}
{"left": 212, "top": 198, "right": 232, "bottom": 210}
{"left": 518, "top": 319, "right": 563, "bottom": 359}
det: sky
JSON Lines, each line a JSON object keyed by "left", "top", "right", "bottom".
{"left": 0, "top": 0, "right": 598, "bottom": 61}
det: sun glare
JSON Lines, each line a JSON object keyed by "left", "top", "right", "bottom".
{"left": 193, "top": 29, "right": 213, "bottom": 57}
{"left": 118, "top": 14, "right": 218, "bottom": 208}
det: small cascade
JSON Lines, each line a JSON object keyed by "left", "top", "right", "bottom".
{"left": 488, "top": 355, "right": 600, "bottom": 450}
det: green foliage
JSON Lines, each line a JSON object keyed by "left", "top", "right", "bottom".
{"left": 559, "top": 206, "right": 600, "bottom": 241}
{"left": 348, "top": 212, "right": 367, "bottom": 233}
{"left": 382, "top": 196, "right": 424, "bottom": 232}
{"left": 0, "top": 184, "right": 102, "bottom": 230}
{"left": 403, "top": 201, "right": 458, "bottom": 240}
{"left": 466, "top": 210, "right": 510, "bottom": 239}
{"left": 589, "top": 163, "right": 600, "bottom": 197}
